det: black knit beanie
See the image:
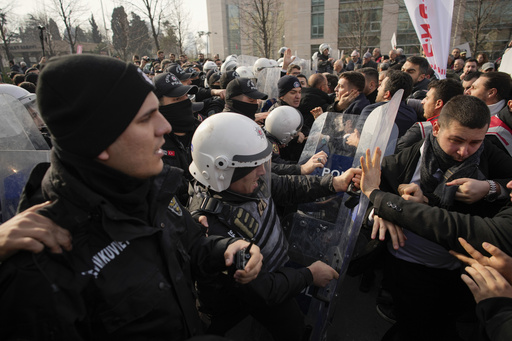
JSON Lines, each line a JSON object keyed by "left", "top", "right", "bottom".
{"left": 37, "top": 54, "right": 155, "bottom": 158}
{"left": 278, "top": 75, "right": 301, "bottom": 98}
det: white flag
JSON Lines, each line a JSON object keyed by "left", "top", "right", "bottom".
{"left": 391, "top": 33, "right": 397, "bottom": 50}
{"left": 499, "top": 48, "right": 512, "bottom": 76}
{"left": 404, "top": 0, "right": 454, "bottom": 79}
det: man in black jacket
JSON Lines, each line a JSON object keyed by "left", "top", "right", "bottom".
{"left": 402, "top": 56, "right": 430, "bottom": 100}
{"left": 364, "top": 95, "right": 512, "bottom": 341}
{"left": 0, "top": 54, "right": 262, "bottom": 340}
{"left": 326, "top": 71, "right": 370, "bottom": 115}
{"left": 346, "top": 70, "right": 417, "bottom": 149}
{"left": 298, "top": 73, "right": 332, "bottom": 131}
{"left": 395, "top": 78, "right": 464, "bottom": 153}
{"left": 361, "top": 149, "right": 512, "bottom": 341}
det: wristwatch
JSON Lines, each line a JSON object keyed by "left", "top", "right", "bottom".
{"left": 485, "top": 180, "right": 498, "bottom": 202}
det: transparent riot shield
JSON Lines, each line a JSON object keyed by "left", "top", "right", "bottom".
{"left": 290, "top": 112, "right": 360, "bottom": 226}
{"left": 256, "top": 67, "right": 281, "bottom": 100}
{"left": 291, "top": 57, "right": 313, "bottom": 78}
{"left": 287, "top": 90, "right": 404, "bottom": 341}
{"left": 0, "top": 151, "right": 50, "bottom": 222}
{"left": 237, "top": 55, "right": 259, "bottom": 68}
{"left": 0, "top": 93, "right": 51, "bottom": 222}
{"left": 0, "top": 94, "right": 49, "bottom": 151}
{"left": 302, "top": 59, "right": 313, "bottom": 79}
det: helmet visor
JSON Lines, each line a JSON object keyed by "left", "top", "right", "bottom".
{"left": 228, "top": 159, "right": 271, "bottom": 199}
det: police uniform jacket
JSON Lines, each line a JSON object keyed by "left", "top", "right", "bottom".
{"left": 317, "top": 54, "right": 334, "bottom": 74}
{"left": 188, "top": 173, "right": 337, "bottom": 307}
{"left": 0, "top": 159, "right": 236, "bottom": 340}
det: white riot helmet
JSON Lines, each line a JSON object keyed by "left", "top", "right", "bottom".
{"left": 264, "top": 106, "right": 303, "bottom": 145}
{"left": 290, "top": 57, "right": 302, "bottom": 66}
{"left": 225, "top": 54, "right": 238, "bottom": 64}
{"left": 268, "top": 59, "right": 278, "bottom": 68}
{"left": 203, "top": 61, "right": 218, "bottom": 73}
{"left": 235, "top": 66, "right": 255, "bottom": 79}
{"left": 277, "top": 58, "right": 284, "bottom": 68}
{"left": 221, "top": 59, "right": 237, "bottom": 73}
{"left": 278, "top": 47, "right": 288, "bottom": 55}
{"left": 189, "top": 112, "right": 272, "bottom": 193}
{"left": 253, "top": 58, "right": 273, "bottom": 76}
{"left": 0, "top": 84, "right": 44, "bottom": 129}
{"left": 319, "top": 43, "right": 330, "bottom": 54}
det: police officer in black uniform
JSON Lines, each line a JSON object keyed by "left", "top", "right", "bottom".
{"left": 0, "top": 54, "right": 263, "bottom": 340}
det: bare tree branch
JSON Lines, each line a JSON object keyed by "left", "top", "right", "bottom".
{"left": 455, "top": 0, "right": 506, "bottom": 56}
{"left": 0, "top": 5, "right": 17, "bottom": 61}
{"left": 168, "top": 0, "right": 190, "bottom": 55}
{"left": 235, "top": 0, "right": 283, "bottom": 58}
{"left": 51, "top": 0, "right": 85, "bottom": 53}
{"left": 126, "top": 0, "right": 169, "bottom": 52}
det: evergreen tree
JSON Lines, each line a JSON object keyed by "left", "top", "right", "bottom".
{"left": 48, "top": 18, "right": 62, "bottom": 41}
{"left": 128, "top": 12, "right": 152, "bottom": 57}
{"left": 19, "top": 15, "right": 41, "bottom": 43}
{"left": 75, "top": 26, "right": 89, "bottom": 43}
{"left": 90, "top": 15, "right": 102, "bottom": 44}
{"left": 111, "top": 6, "right": 129, "bottom": 60}
{"left": 160, "top": 20, "right": 179, "bottom": 55}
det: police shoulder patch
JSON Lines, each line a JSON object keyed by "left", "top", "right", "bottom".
{"left": 167, "top": 196, "right": 183, "bottom": 216}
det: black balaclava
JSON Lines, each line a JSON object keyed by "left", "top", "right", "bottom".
{"left": 159, "top": 99, "right": 197, "bottom": 133}
{"left": 226, "top": 99, "right": 259, "bottom": 120}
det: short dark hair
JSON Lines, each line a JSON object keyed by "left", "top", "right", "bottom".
{"left": 465, "top": 58, "right": 478, "bottom": 66}
{"left": 157, "top": 50, "right": 164, "bottom": 55}
{"left": 384, "top": 70, "right": 413, "bottom": 99}
{"left": 463, "top": 71, "right": 481, "bottom": 82}
{"left": 339, "top": 71, "right": 365, "bottom": 92}
{"left": 13, "top": 74, "right": 25, "bottom": 86}
{"left": 406, "top": 56, "right": 429, "bottom": 75}
{"left": 428, "top": 78, "right": 463, "bottom": 105}
{"left": 480, "top": 71, "right": 512, "bottom": 101}
{"left": 357, "top": 67, "right": 379, "bottom": 84}
{"left": 297, "top": 74, "right": 308, "bottom": 86}
{"left": 438, "top": 95, "right": 490, "bottom": 130}
{"left": 286, "top": 64, "right": 300, "bottom": 74}
{"left": 325, "top": 74, "right": 338, "bottom": 92}
{"left": 19, "top": 81, "right": 36, "bottom": 93}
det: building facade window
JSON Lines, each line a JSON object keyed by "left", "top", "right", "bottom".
{"left": 337, "top": 1, "right": 382, "bottom": 52}
{"left": 226, "top": 4, "right": 241, "bottom": 55}
{"left": 311, "top": 44, "right": 320, "bottom": 58}
{"left": 396, "top": 2, "right": 421, "bottom": 55}
{"left": 311, "top": 0, "right": 325, "bottom": 39}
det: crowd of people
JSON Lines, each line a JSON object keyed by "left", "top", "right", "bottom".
{"left": 0, "top": 40, "right": 512, "bottom": 341}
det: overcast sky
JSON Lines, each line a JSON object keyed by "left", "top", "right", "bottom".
{"left": 11, "top": 0, "right": 209, "bottom": 36}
